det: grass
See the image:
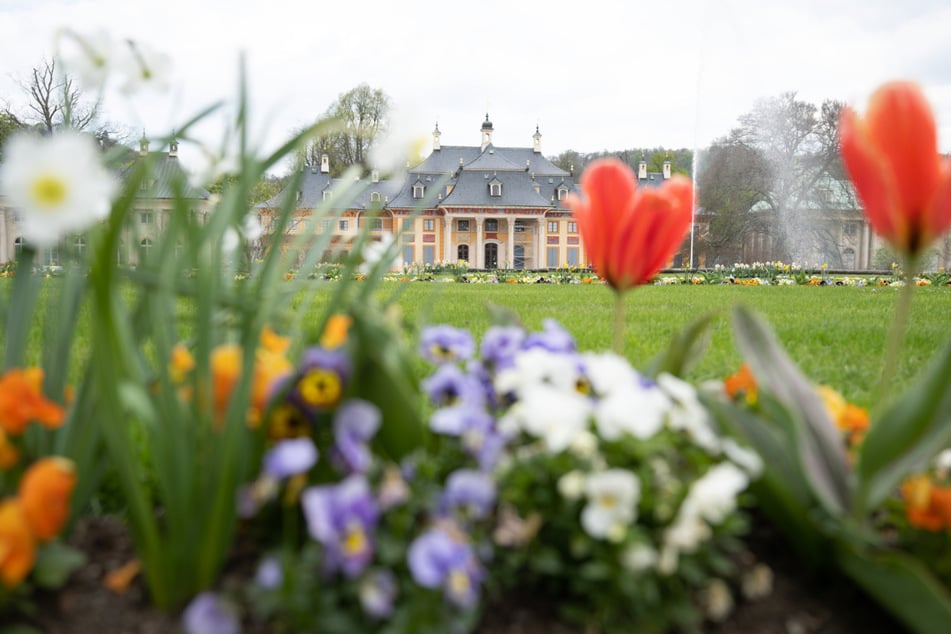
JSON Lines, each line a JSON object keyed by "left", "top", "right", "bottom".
{"left": 5, "top": 278, "right": 951, "bottom": 409}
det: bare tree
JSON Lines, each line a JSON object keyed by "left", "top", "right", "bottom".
{"left": 17, "top": 58, "right": 100, "bottom": 133}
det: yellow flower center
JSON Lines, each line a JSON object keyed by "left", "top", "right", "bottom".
{"left": 31, "top": 174, "right": 68, "bottom": 209}
{"left": 598, "top": 493, "right": 618, "bottom": 510}
{"left": 344, "top": 525, "right": 367, "bottom": 555}
{"left": 449, "top": 569, "right": 470, "bottom": 596}
{"left": 298, "top": 369, "right": 342, "bottom": 408}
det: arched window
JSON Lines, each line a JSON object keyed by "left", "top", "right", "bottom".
{"left": 73, "top": 235, "right": 86, "bottom": 259}
{"left": 139, "top": 238, "right": 153, "bottom": 264}
{"left": 457, "top": 244, "right": 469, "bottom": 263}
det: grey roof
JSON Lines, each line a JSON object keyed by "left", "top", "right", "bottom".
{"left": 637, "top": 172, "right": 668, "bottom": 189}
{"left": 258, "top": 168, "right": 332, "bottom": 209}
{"left": 258, "top": 168, "right": 401, "bottom": 211}
{"left": 440, "top": 170, "right": 553, "bottom": 208}
{"left": 126, "top": 151, "right": 210, "bottom": 200}
{"left": 461, "top": 145, "right": 523, "bottom": 172}
{"left": 411, "top": 144, "right": 569, "bottom": 178}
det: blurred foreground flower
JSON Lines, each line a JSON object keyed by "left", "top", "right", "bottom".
{"left": 0, "top": 131, "right": 116, "bottom": 247}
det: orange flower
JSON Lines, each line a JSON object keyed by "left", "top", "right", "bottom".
{"left": 211, "top": 342, "right": 292, "bottom": 427}
{"left": 320, "top": 315, "right": 352, "bottom": 350}
{"left": 168, "top": 343, "right": 196, "bottom": 384}
{"left": 840, "top": 81, "right": 951, "bottom": 257}
{"left": 18, "top": 457, "right": 76, "bottom": 542}
{"left": 0, "top": 499, "right": 36, "bottom": 587}
{"left": 249, "top": 349, "right": 293, "bottom": 428}
{"left": 260, "top": 326, "right": 291, "bottom": 356}
{"left": 566, "top": 158, "right": 693, "bottom": 292}
{"left": 0, "top": 367, "right": 65, "bottom": 435}
{"left": 902, "top": 475, "right": 951, "bottom": 531}
{"left": 0, "top": 429, "right": 19, "bottom": 470}
{"left": 211, "top": 344, "right": 243, "bottom": 419}
{"left": 724, "top": 364, "right": 757, "bottom": 404}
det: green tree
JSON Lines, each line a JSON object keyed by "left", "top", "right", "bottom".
{"left": 0, "top": 108, "right": 24, "bottom": 158}
{"left": 297, "top": 84, "right": 391, "bottom": 176}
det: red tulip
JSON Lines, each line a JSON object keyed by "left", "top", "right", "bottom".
{"left": 567, "top": 158, "right": 693, "bottom": 292}
{"left": 839, "top": 81, "right": 951, "bottom": 257}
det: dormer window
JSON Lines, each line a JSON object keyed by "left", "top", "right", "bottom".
{"left": 488, "top": 177, "right": 502, "bottom": 197}
{"left": 557, "top": 186, "right": 569, "bottom": 201}
{"left": 413, "top": 183, "right": 425, "bottom": 199}
{"left": 370, "top": 191, "right": 381, "bottom": 203}
{"left": 323, "top": 190, "right": 332, "bottom": 201}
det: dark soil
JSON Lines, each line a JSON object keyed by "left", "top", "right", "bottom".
{"left": 10, "top": 517, "right": 906, "bottom": 634}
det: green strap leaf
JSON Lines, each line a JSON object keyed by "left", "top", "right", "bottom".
{"left": 857, "top": 335, "right": 951, "bottom": 512}
{"left": 731, "top": 305, "right": 851, "bottom": 514}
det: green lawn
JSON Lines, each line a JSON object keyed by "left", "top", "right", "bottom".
{"left": 5, "top": 279, "right": 951, "bottom": 409}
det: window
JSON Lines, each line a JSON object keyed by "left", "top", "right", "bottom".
{"left": 73, "top": 236, "right": 86, "bottom": 259}
{"left": 568, "top": 222, "right": 577, "bottom": 233}
{"left": 140, "top": 212, "right": 154, "bottom": 224}
{"left": 323, "top": 191, "right": 332, "bottom": 201}
{"left": 423, "top": 219, "right": 435, "bottom": 231}
{"left": 339, "top": 220, "right": 349, "bottom": 231}
{"left": 175, "top": 242, "right": 185, "bottom": 258}
{"left": 514, "top": 220, "right": 526, "bottom": 233}
{"left": 321, "top": 219, "right": 334, "bottom": 232}
{"left": 139, "top": 238, "right": 152, "bottom": 262}
{"left": 567, "top": 247, "right": 579, "bottom": 267}
{"left": 403, "top": 246, "right": 415, "bottom": 265}
{"left": 484, "top": 219, "right": 498, "bottom": 232}
{"left": 413, "top": 183, "right": 425, "bottom": 199}
{"left": 844, "top": 223, "right": 857, "bottom": 236}
{"left": 457, "top": 244, "right": 469, "bottom": 262}
{"left": 548, "top": 221, "right": 559, "bottom": 233}
{"left": 371, "top": 218, "right": 383, "bottom": 230}
{"left": 842, "top": 248, "right": 856, "bottom": 270}
{"left": 457, "top": 219, "right": 470, "bottom": 232}
{"left": 557, "top": 187, "right": 569, "bottom": 201}
{"left": 370, "top": 191, "right": 381, "bottom": 203}
{"left": 45, "top": 246, "right": 60, "bottom": 266}
{"left": 547, "top": 247, "right": 559, "bottom": 268}
{"left": 423, "top": 246, "right": 435, "bottom": 265}
{"left": 13, "top": 237, "right": 24, "bottom": 257}
{"left": 489, "top": 182, "right": 502, "bottom": 197}
{"left": 514, "top": 245, "right": 525, "bottom": 270}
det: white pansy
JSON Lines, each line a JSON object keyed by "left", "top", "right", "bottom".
{"left": 594, "top": 384, "right": 669, "bottom": 441}
{"left": 557, "top": 470, "right": 586, "bottom": 501}
{"left": 0, "top": 131, "right": 116, "bottom": 247}
{"left": 621, "top": 543, "right": 658, "bottom": 572}
{"left": 495, "top": 348, "right": 581, "bottom": 398}
{"left": 513, "top": 385, "right": 591, "bottom": 453}
{"left": 700, "top": 579, "right": 734, "bottom": 623}
{"left": 657, "top": 372, "right": 721, "bottom": 453}
{"left": 580, "top": 469, "right": 640, "bottom": 540}
{"left": 687, "top": 462, "right": 749, "bottom": 524}
{"left": 581, "top": 352, "right": 640, "bottom": 397}
{"left": 720, "top": 438, "right": 763, "bottom": 477}
{"left": 568, "top": 430, "right": 599, "bottom": 459}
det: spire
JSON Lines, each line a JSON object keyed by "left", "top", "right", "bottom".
{"left": 433, "top": 122, "right": 441, "bottom": 151}
{"left": 480, "top": 113, "right": 494, "bottom": 151}
{"left": 169, "top": 131, "right": 179, "bottom": 158}
{"left": 532, "top": 124, "right": 542, "bottom": 153}
{"left": 139, "top": 131, "right": 149, "bottom": 156}
{"left": 663, "top": 152, "right": 671, "bottom": 179}
{"left": 638, "top": 152, "right": 647, "bottom": 180}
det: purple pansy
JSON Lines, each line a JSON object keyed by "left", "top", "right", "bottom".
{"left": 421, "top": 364, "right": 487, "bottom": 408}
{"left": 407, "top": 527, "right": 483, "bottom": 609}
{"left": 254, "top": 556, "right": 283, "bottom": 590}
{"left": 440, "top": 469, "right": 497, "bottom": 521}
{"left": 182, "top": 592, "right": 241, "bottom": 634}
{"left": 480, "top": 326, "right": 525, "bottom": 370}
{"left": 290, "top": 347, "right": 352, "bottom": 413}
{"left": 420, "top": 325, "right": 475, "bottom": 364}
{"left": 522, "top": 319, "right": 576, "bottom": 354}
{"left": 302, "top": 475, "right": 380, "bottom": 578}
{"left": 263, "top": 437, "right": 318, "bottom": 479}
{"left": 430, "top": 405, "right": 507, "bottom": 470}
{"left": 331, "top": 399, "right": 381, "bottom": 474}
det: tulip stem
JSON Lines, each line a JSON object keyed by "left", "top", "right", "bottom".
{"left": 876, "top": 256, "right": 917, "bottom": 411}
{"left": 613, "top": 292, "right": 625, "bottom": 354}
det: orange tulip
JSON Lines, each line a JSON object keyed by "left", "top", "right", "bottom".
{"left": 19, "top": 457, "right": 76, "bottom": 541}
{"left": 840, "top": 81, "right": 951, "bottom": 257}
{"left": 566, "top": 158, "right": 693, "bottom": 292}
{"left": 0, "top": 499, "right": 36, "bottom": 587}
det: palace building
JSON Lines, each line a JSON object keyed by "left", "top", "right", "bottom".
{"left": 258, "top": 115, "right": 676, "bottom": 270}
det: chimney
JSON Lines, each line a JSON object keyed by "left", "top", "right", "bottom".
{"left": 526, "top": 159, "right": 530, "bottom": 171}
{"left": 139, "top": 133, "right": 149, "bottom": 156}
{"left": 433, "top": 123, "right": 441, "bottom": 151}
{"left": 638, "top": 156, "right": 647, "bottom": 180}
{"left": 371, "top": 169, "right": 379, "bottom": 183}
{"left": 663, "top": 156, "right": 672, "bottom": 180}
{"left": 168, "top": 137, "right": 178, "bottom": 158}
{"left": 532, "top": 124, "right": 542, "bottom": 153}
{"left": 320, "top": 153, "right": 330, "bottom": 174}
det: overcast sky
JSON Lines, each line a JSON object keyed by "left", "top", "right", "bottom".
{"left": 2, "top": 0, "right": 951, "bottom": 174}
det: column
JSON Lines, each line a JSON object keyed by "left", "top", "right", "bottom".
{"left": 507, "top": 217, "right": 515, "bottom": 269}
{"left": 414, "top": 217, "right": 422, "bottom": 264}
{"left": 536, "top": 217, "right": 545, "bottom": 269}
{"left": 443, "top": 215, "right": 452, "bottom": 263}
{"left": 476, "top": 217, "right": 484, "bottom": 269}
{"left": 0, "top": 210, "right": 7, "bottom": 263}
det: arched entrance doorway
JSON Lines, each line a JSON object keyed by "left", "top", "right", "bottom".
{"left": 484, "top": 243, "right": 498, "bottom": 269}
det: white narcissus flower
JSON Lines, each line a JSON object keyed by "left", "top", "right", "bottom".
{"left": 580, "top": 469, "right": 640, "bottom": 540}
{"left": 0, "top": 131, "right": 116, "bottom": 247}
{"left": 55, "top": 28, "right": 116, "bottom": 91}
{"left": 368, "top": 105, "right": 429, "bottom": 176}
{"left": 359, "top": 234, "right": 398, "bottom": 275}
{"left": 118, "top": 39, "right": 172, "bottom": 95}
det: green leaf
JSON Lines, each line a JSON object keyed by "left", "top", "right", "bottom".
{"left": 731, "top": 305, "right": 851, "bottom": 515}
{"left": 32, "top": 541, "right": 87, "bottom": 589}
{"left": 645, "top": 312, "right": 716, "bottom": 378}
{"left": 857, "top": 335, "right": 951, "bottom": 512}
{"left": 837, "top": 542, "right": 951, "bottom": 634}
